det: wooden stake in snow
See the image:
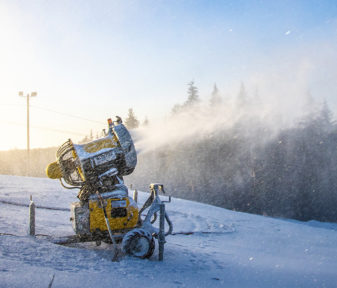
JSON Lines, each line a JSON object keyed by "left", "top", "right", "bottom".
{"left": 29, "top": 195, "right": 35, "bottom": 236}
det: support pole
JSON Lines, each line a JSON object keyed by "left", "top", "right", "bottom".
{"left": 19, "top": 91, "right": 37, "bottom": 175}
{"left": 133, "top": 189, "right": 138, "bottom": 203}
{"left": 26, "top": 95, "right": 30, "bottom": 155}
{"left": 96, "top": 191, "right": 120, "bottom": 261}
{"left": 29, "top": 195, "right": 35, "bottom": 236}
{"left": 158, "top": 203, "right": 166, "bottom": 261}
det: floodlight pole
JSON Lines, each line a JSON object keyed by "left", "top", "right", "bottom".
{"left": 19, "top": 91, "right": 37, "bottom": 171}
{"left": 26, "top": 94, "right": 30, "bottom": 153}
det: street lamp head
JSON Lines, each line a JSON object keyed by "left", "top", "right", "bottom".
{"left": 31, "top": 92, "right": 37, "bottom": 97}
{"left": 18, "top": 91, "right": 24, "bottom": 97}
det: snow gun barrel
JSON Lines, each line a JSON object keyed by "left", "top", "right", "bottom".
{"left": 46, "top": 117, "right": 137, "bottom": 190}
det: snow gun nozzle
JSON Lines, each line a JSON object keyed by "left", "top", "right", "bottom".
{"left": 107, "top": 118, "right": 113, "bottom": 135}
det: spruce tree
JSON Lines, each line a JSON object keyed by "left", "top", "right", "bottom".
{"left": 124, "top": 108, "right": 140, "bottom": 129}
{"left": 210, "top": 83, "right": 222, "bottom": 106}
{"left": 185, "top": 81, "right": 199, "bottom": 107}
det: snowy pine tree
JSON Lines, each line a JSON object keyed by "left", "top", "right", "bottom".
{"left": 185, "top": 81, "right": 199, "bottom": 107}
{"left": 124, "top": 108, "right": 139, "bottom": 129}
{"left": 210, "top": 83, "right": 222, "bottom": 106}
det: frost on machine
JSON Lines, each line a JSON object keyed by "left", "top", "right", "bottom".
{"left": 46, "top": 117, "right": 173, "bottom": 259}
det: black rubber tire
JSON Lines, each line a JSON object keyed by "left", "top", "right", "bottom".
{"left": 122, "top": 228, "right": 155, "bottom": 259}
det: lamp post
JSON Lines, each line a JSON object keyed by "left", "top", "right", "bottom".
{"left": 19, "top": 91, "right": 37, "bottom": 173}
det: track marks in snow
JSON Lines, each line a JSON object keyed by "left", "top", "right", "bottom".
{"left": 168, "top": 209, "right": 235, "bottom": 235}
{"left": 0, "top": 235, "right": 117, "bottom": 273}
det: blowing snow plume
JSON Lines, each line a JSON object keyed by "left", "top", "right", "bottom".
{"left": 127, "top": 81, "right": 337, "bottom": 223}
{"left": 134, "top": 48, "right": 332, "bottom": 156}
{"left": 134, "top": 94, "right": 277, "bottom": 156}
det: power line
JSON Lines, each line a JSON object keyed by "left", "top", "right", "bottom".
{"left": 31, "top": 125, "right": 88, "bottom": 136}
{"left": 1, "top": 121, "right": 87, "bottom": 136}
{"left": 0, "top": 104, "right": 25, "bottom": 107}
{"left": 1, "top": 102, "right": 106, "bottom": 137}
{"left": 0, "top": 103, "right": 105, "bottom": 125}
{"left": 30, "top": 105, "right": 105, "bottom": 125}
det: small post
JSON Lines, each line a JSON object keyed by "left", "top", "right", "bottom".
{"left": 29, "top": 195, "right": 35, "bottom": 236}
{"left": 158, "top": 203, "right": 166, "bottom": 261}
{"left": 133, "top": 189, "right": 138, "bottom": 203}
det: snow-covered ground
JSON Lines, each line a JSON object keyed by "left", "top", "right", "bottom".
{"left": 0, "top": 175, "right": 337, "bottom": 288}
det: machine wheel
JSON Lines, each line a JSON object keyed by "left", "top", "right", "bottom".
{"left": 122, "top": 228, "right": 155, "bottom": 259}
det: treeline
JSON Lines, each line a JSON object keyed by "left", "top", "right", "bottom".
{"left": 0, "top": 147, "right": 57, "bottom": 177}
{"left": 127, "top": 82, "right": 337, "bottom": 222}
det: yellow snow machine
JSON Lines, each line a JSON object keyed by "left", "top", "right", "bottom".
{"left": 46, "top": 117, "right": 172, "bottom": 259}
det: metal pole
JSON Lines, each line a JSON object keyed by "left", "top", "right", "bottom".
{"left": 96, "top": 191, "right": 119, "bottom": 261}
{"left": 26, "top": 94, "right": 30, "bottom": 175}
{"left": 133, "top": 189, "right": 138, "bottom": 203}
{"left": 29, "top": 195, "right": 35, "bottom": 236}
{"left": 27, "top": 94, "right": 30, "bottom": 154}
{"left": 19, "top": 91, "right": 37, "bottom": 175}
{"left": 158, "top": 203, "right": 166, "bottom": 261}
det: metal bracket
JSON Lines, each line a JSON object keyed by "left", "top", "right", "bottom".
{"left": 161, "top": 195, "right": 171, "bottom": 203}
{"left": 140, "top": 184, "right": 173, "bottom": 237}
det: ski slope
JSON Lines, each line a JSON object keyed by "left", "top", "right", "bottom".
{"left": 0, "top": 175, "right": 337, "bottom": 288}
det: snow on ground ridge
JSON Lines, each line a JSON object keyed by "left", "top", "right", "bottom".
{"left": 0, "top": 175, "right": 337, "bottom": 288}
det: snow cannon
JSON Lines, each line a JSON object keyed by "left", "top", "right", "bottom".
{"left": 46, "top": 118, "right": 137, "bottom": 200}
{"left": 46, "top": 117, "right": 173, "bottom": 259}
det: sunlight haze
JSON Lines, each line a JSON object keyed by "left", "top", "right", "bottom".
{"left": 0, "top": 0, "right": 337, "bottom": 150}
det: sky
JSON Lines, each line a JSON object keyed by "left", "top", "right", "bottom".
{"left": 0, "top": 0, "right": 337, "bottom": 150}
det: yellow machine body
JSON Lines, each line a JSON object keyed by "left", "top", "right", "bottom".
{"left": 45, "top": 134, "right": 120, "bottom": 183}
{"left": 46, "top": 161, "right": 63, "bottom": 179}
{"left": 89, "top": 197, "right": 139, "bottom": 232}
{"left": 79, "top": 136, "right": 118, "bottom": 154}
